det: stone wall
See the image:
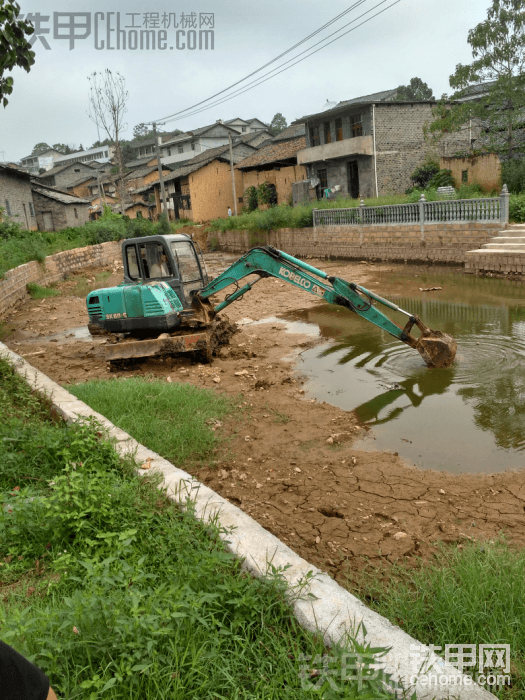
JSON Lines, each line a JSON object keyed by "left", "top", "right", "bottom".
{"left": 0, "top": 240, "right": 120, "bottom": 319}
{"left": 209, "top": 222, "right": 504, "bottom": 265}
{"left": 465, "top": 251, "right": 525, "bottom": 276}
{"left": 0, "top": 170, "right": 37, "bottom": 230}
{"left": 32, "top": 191, "right": 90, "bottom": 230}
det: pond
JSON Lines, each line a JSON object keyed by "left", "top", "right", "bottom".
{"left": 283, "top": 265, "right": 525, "bottom": 474}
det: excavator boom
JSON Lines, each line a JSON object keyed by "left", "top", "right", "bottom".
{"left": 194, "top": 246, "right": 456, "bottom": 368}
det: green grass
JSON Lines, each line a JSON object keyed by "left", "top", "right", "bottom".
{"left": 68, "top": 377, "right": 235, "bottom": 466}
{"left": 0, "top": 358, "right": 401, "bottom": 699}
{"left": 0, "top": 213, "right": 183, "bottom": 279}
{"left": 356, "top": 539, "right": 525, "bottom": 699}
{"left": 26, "top": 282, "right": 61, "bottom": 299}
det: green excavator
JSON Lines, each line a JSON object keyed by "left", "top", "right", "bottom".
{"left": 86, "top": 233, "right": 457, "bottom": 369}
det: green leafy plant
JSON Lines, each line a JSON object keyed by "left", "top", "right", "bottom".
{"left": 26, "top": 283, "right": 60, "bottom": 299}
{"left": 243, "top": 186, "right": 258, "bottom": 211}
{"left": 427, "top": 168, "right": 455, "bottom": 188}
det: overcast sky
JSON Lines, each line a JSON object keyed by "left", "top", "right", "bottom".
{"left": 1, "top": 0, "right": 488, "bottom": 162}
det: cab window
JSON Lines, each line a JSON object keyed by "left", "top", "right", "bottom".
{"left": 170, "top": 241, "right": 201, "bottom": 283}
{"left": 125, "top": 245, "right": 140, "bottom": 279}
{"left": 139, "top": 242, "right": 173, "bottom": 279}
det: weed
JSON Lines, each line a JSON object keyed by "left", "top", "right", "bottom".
{"left": 26, "top": 283, "right": 60, "bottom": 299}
{"left": 357, "top": 538, "right": 525, "bottom": 699}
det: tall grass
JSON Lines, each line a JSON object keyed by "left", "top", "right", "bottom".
{"left": 358, "top": 539, "right": 525, "bottom": 699}
{"left": 0, "top": 358, "right": 399, "bottom": 699}
{"left": 68, "top": 377, "right": 235, "bottom": 466}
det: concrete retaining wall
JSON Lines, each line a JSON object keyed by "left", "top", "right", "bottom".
{"left": 210, "top": 222, "right": 504, "bottom": 264}
{"left": 0, "top": 240, "right": 121, "bottom": 319}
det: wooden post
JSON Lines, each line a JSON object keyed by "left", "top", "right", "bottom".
{"left": 153, "top": 123, "right": 170, "bottom": 221}
{"left": 228, "top": 134, "right": 238, "bottom": 216}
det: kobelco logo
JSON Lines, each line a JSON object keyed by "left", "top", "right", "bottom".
{"left": 279, "top": 266, "right": 311, "bottom": 289}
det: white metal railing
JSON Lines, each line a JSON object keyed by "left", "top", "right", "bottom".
{"left": 313, "top": 186, "right": 509, "bottom": 227}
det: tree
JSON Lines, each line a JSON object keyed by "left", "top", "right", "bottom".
{"left": 88, "top": 70, "right": 128, "bottom": 214}
{"left": 268, "top": 113, "right": 287, "bottom": 135}
{"left": 32, "top": 142, "right": 51, "bottom": 153}
{"left": 394, "top": 77, "right": 434, "bottom": 101}
{"left": 0, "top": 0, "right": 35, "bottom": 107}
{"left": 51, "top": 143, "right": 76, "bottom": 154}
{"left": 430, "top": 0, "right": 525, "bottom": 159}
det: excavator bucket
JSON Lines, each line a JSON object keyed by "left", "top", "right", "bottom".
{"left": 414, "top": 329, "right": 457, "bottom": 368}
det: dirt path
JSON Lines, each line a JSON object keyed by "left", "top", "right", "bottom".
{"left": 4, "top": 256, "right": 525, "bottom": 590}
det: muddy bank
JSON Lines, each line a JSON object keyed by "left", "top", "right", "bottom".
{"left": 3, "top": 256, "right": 525, "bottom": 590}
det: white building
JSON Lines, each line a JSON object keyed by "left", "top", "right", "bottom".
{"left": 20, "top": 148, "right": 64, "bottom": 176}
{"left": 53, "top": 145, "right": 115, "bottom": 167}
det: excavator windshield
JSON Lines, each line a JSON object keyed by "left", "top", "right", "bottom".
{"left": 170, "top": 240, "right": 204, "bottom": 294}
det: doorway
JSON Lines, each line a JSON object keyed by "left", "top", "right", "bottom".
{"left": 347, "top": 161, "right": 359, "bottom": 199}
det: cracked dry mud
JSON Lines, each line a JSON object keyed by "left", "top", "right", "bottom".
{"left": 4, "top": 255, "right": 525, "bottom": 590}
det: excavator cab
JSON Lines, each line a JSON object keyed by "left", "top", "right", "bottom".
{"left": 122, "top": 234, "right": 209, "bottom": 308}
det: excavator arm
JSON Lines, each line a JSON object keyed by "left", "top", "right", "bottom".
{"left": 193, "top": 246, "right": 456, "bottom": 368}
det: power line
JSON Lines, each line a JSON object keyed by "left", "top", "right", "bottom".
{"left": 148, "top": 1, "right": 369, "bottom": 125}
{"left": 158, "top": 0, "right": 403, "bottom": 127}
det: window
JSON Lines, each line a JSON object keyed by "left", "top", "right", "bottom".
{"left": 310, "top": 126, "right": 320, "bottom": 147}
{"left": 191, "top": 143, "right": 195, "bottom": 150}
{"left": 350, "top": 114, "right": 362, "bottom": 138}
{"left": 74, "top": 208, "right": 78, "bottom": 219}
{"left": 170, "top": 241, "right": 201, "bottom": 283}
{"left": 74, "top": 168, "right": 80, "bottom": 172}
{"left": 167, "top": 149, "right": 171, "bottom": 156}
{"left": 324, "top": 122, "right": 332, "bottom": 144}
{"left": 462, "top": 169, "right": 469, "bottom": 183}
{"left": 136, "top": 210, "right": 143, "bottom": 218}
{"left": 178, "top": 146, "right": 184, "bottom": 154}
{"left": 5, "top": 200, "right": 12, "bottom": 216}
{"left": 335, "top": 118, "right": 343, "bottom": 141}
{"left": 139, "top": 242, "right": 172, "bottom": 279}
{"left": 242, "top": 127, "right": 247, "bottom": 132}
{"left": 29, "top": 201, "right": 35, "bottom": 217}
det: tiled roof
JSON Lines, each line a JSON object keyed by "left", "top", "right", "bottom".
{"left": 233, "top": 131, "right": 273, "bottom": 145}
{"left": 124, "top": 157, "right": 152, "bottom": 168}
{"left": 0, "top": 163, "right": 31, "bottom": 180}
{"left": 272, "top": 124, "right": 306, "bottom": 142}
{"left": 32, "top": 186, "right": 90, "bottom": 204}
{"left": 235, "top": 137, "right": 306, "bottom": 170}
{"left": 294, "top": 88, "right": 438, "bottom": 122}
{"left": 65, "top": 174, "right": 97, "bottom": 188}
{"left": 35, "top": 161, "right": 95, "bottom": 178}
{"left": 124, "top": 165, "right": 162, "bottom": 181}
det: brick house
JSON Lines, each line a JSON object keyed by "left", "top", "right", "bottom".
{"left": 35, "top": 161, "right": 97, "bottom": 189}
{"left": 0, "top": 164, "right": 37, "bottom": 230}
{"left": 31, "top": 184, "right": 90, "bottom": 230}
{"left": 134, "top": 142, "right": 258, "bottom": 221}
{"left": 294, "top": 89, "right": 479, "bottom": 198}
{"left": 236, "top": 125, "right": 307, "bottom": 205}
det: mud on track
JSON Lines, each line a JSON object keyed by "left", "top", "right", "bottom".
{"left": 4, "top": 255, "right": 525, "bottom": 593}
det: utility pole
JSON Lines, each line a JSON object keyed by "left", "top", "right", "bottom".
{"left": 153, "top": 122, "right": 170, "bottom": 221}
{"left": 228, "top": 133, "right": 238, "bottom": 216}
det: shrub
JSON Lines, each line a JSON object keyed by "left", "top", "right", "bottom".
{"left": 509, "top": 193, "right": 525, "bottom": 222}
{"left": 427, "top": 168, "right": 455, "bottom": 188}
{"left": 410, "top": 156, "right": 440, "bottom": 188}
{"left": 243, "top": 186, "right": 258, "bottom": 211}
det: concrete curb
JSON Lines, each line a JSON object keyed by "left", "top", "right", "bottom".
{"left": 0, "top": 343, "right": 497, "bottom": 700}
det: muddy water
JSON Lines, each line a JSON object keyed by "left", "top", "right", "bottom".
{"left": 283, "top": 265, "right": 525, "bottom": 474}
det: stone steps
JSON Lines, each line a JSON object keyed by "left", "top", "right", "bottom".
{"left": 465, "top": 225, "right": 525, "bottom": 274}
